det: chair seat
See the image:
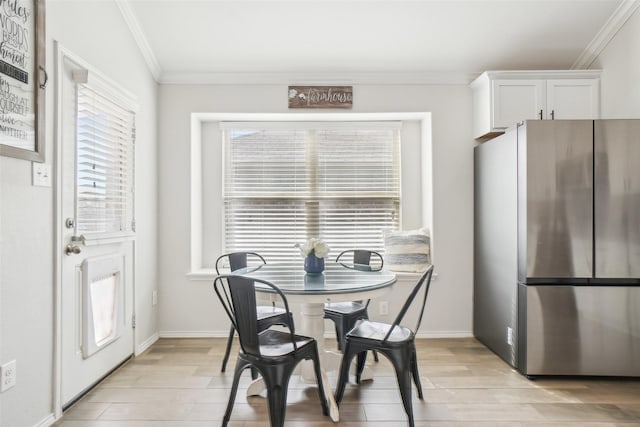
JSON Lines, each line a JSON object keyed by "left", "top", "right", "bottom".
{"left": 348, "top": 319, "right": 413, "bottom": 343}
{"left": 256, "top": 329, "right": 315, "bottom": 357}
{"left": 323, "top": 301, "right": 367, "bottom": 316}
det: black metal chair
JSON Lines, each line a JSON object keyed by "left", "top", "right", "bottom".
{"left": 334, "top": 265, "right": 435, "bottom": 427}
{"left": 215, "top": 252, "right": 293, "bottom": 373}
{"left": 213, "top": 274, "right": 329, "bottom": 427}
{"left": 323, "top": 249, "right": 383, "bottom": 364}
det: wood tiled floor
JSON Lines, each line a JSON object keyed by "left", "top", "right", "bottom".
{"left": 54, "top": 337, "right": 640, "bottom": 426}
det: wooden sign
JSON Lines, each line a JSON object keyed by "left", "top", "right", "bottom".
{"left": 288, "top": 86, "right": 352, "bottom": 109}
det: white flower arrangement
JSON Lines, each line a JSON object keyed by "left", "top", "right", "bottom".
{"left": 295, "top": 237, "right": 330, "bottom": 259}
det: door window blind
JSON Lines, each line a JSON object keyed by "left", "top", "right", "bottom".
{"left": 223, "top": 122, "right": 400, "bottom": 263}
{"left": 75, "top": 83, "right": 135, "bottom": 236}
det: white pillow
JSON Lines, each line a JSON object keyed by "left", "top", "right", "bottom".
{"left": 383, "top": 228, "right": 431, "bottom": 272}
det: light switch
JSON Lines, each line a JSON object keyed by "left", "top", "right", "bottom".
{"left": 32, "top": 162, "right": 52, "bottom": 187}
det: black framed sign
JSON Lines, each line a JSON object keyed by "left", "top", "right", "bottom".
{"left": 0, "top": 0, "right": 46, "bottom": 162}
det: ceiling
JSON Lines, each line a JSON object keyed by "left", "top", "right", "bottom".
{"left": 119, "top": 0, "right": 637, "bottom": 84}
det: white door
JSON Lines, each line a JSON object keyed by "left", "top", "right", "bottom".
{"left": 57, "top": 49, "right": 135, "bottom": 407}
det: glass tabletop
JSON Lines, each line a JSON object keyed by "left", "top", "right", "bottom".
{"left": 234, "top": 262, "right": 397, "bottom": 295}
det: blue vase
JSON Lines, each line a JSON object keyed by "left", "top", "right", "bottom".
{"left": 304, "top": 255, "right": 325, "bottom": 275}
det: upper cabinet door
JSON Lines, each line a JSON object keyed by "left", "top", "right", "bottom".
{"left": 491, "top": 80, "right": 545, "bottom": 130}
{"left": 546, "top": 79, "right": 600, "bottom": 120}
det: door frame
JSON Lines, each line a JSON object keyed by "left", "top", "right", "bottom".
{"left": 52, "top": 41, "right": 137, "bottom": 418}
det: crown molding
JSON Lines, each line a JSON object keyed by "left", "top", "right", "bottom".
{"left": 115, "top": 0, "right": 163, "bottom": 81}
{"left": 158, "top": 71, "right": 477, "bottom": 86}
{"left": 572, "top": 0, "right": 640, "bottom": 69}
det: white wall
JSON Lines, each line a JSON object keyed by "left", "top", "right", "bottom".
{"left": 595, "top": 6, "right": 640, "bottom": 118}
{"left": 0, "top": 2, "right": 158, "bottom": 426}
{"left": 157, "top": 84, "right": 475, "bottom": 337}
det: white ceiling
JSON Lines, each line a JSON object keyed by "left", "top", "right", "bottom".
{"left": 119, "top": 0, "right": 638, "bottom": 84}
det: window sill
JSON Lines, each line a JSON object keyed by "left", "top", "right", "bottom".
{"left": 187, "top": 269, "right": 217, "bottom": 281}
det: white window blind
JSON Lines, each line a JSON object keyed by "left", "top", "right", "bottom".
{"left": 222, "top": 122, "right": 400, "bottom": 263}
{"left": 75, "top": 82, "right": 135, "bottom": 237}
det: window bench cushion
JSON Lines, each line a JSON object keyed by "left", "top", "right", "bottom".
{"left": 383, "top": 228, "right": 431, "bottom": 273}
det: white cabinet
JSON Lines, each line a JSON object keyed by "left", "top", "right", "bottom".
{"left": 471, "top": 71, "right": 601, "bottom": 140}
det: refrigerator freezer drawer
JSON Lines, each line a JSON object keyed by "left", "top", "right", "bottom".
{"left": 518, "top": 284, "right": 640, "bottom": 376}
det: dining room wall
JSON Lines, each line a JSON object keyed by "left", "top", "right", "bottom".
{"left": 157, "top": 83, "right": 475, "bottom": 338}
{"left": 1, "top": 2, "right": 158, "bottom": 426}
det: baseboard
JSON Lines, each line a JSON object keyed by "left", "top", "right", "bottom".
{"left": 136, "top": 332, "right": 160, "bottom": 355}
{"left": 158, "top": 330, "right": 472, "bottom": 339}
{"left": 34, "top": 413, "right": 56, "bottom": 427}
{"left": 415, "top": 331, "right": 473, "bottom": 339}
{"left": 159, "top": 331, "right": 228, "bottom": 338}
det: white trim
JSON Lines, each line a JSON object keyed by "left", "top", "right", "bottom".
{"left": 415, "top": 331, "right": 473, "bottom": 339}
{"left": 189, "top": 112, "right": 433, "bottom": 275}
{"left": 187, "top": 269, "right": 216, "bottom": 281}
{"left": 162, "top": 71, "right": 476, "bottom": 86}
{"left": 32, "top": 413, "right": 56, "bottom": 427}
{"left": 572, "top": 0, "right": 640, "bottom": 69}
{"left": 135, "top": 332, "right": 159, "bottom": 356}
{"left": 471, "top": 70, "right": 602, "bottom": 84}
{"left": 52, "top": 39, "right": 65, "bottom": 421}
{"left": 159, "top": 331, "right": 230, "bottom": 339}
{"left": 115, "top": 0, "right": 162, "bottom": 81}
{"left": 56, "top": 45, "right": 139, "bottom": 112}
{"left": 190, "top": 116, "right": 203, "bottom": 273}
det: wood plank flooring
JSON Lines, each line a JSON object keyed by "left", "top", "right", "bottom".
{"left": 54, "top": 337, "right": 640, "bottom": 426}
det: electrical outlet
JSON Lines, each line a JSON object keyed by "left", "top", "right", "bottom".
{"left": 1, "top": 360, "right": 16, "bottom": 392}
{"left": 152, "top": 290, "right": 158, "bottom": 306}
{"left": 379, "top": 301, "right": 389, "bottom": 316}
{"left": 32, "top": 162, "right": 52, "bottom": 187}
{"left": 507, "top": 326, "right": 513, "bottom": 346}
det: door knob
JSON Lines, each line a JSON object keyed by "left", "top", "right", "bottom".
{"left": 65, "top": 244, "right": 82, "bottom": 256}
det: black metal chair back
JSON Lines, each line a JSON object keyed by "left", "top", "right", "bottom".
{"left": 215, "top": 251, "right": 293, "bottom": 373}
{"left": 334, "top": 264, "right": 435, "bottom": 427}
{"left": 213, "top": 274, "right": 328, "bottom": 426}
{"left": 215, "top": 251, "right": 266, "bottom": 274}
{"left": 214, "top": 275, "right": 296, "bottom": 357}
{"left": 336, "top": 249, "right": 383, "bottom": 271}
{"left": 325, "top": 249, "right": 384, "bottom": 366}
{"left": 384, "top": 264, "right": 434, "bottom": 341}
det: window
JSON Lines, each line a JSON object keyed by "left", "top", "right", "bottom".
{"left": 222, "top": 122, "right": 400, "bottom": 263}
{"left": 74, "top": 74, "right": 136, "bottom": 238}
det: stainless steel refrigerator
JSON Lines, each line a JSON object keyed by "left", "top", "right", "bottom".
{"left": 474, "top": 119, "right": 640, "bottom": 377}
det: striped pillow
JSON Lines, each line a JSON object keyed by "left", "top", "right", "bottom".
{"left": 383, "top": 228, "right": 431, "bottom": 272}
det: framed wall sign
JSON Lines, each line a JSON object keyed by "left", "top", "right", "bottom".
{"left": 288, "top": 86, "right": 352, "bottom": 109}
{"left": 0, "top": 0, "right": 46, "bottom": 162}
